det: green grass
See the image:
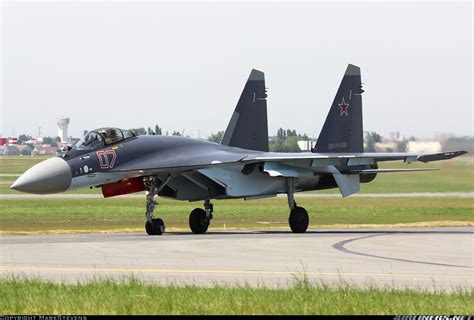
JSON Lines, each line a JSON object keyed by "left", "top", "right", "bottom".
{"left": 357, "top": 158, "right": 474, "bottom": 193}
{"left": 0, "top": 175, "right": 19, "bottom": 180}
{"left": 0, "top": 197, "right": 472, "bottom": 233}
{"left": 0, "top": 277, "right": 471, "bottom": 315}
{"left": 0, "top": 156, "right": 50, "bottom": 174}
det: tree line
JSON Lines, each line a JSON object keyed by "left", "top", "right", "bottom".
{"left": 129, "top": 125, "right": 183, "bottom": 137}
{"left": 205, "top": 128, "right": 311, "bottom": 152}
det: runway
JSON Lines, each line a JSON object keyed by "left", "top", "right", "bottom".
{"left": 1, "top": 227, "right": 473, "bottom": 291}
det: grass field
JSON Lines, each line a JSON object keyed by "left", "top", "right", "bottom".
{"left": 1, "top": 197, "right": 472, "bottom": 233}
{"left": 0, "top": 156, "right": 50, "bottom": 174}
{"left": 1, "top": 155, "right": 473, "bottom": 194}
{"left": 0, "top": 277, "right": 472, "bottom": 315}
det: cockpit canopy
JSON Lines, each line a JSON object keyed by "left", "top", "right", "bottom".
{"left": 73, "top": 127, "right": 135, "bottom": 150}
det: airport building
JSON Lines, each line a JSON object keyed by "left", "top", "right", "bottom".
{"left": 297, "top": 140, "right": 316, "bottom": 151}
{"left": 0, "top": 137, "right": 18, "bottom": 146}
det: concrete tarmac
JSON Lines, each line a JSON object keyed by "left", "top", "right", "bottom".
{"left": 1, "top": 227, "right": 473, "bottom": 291}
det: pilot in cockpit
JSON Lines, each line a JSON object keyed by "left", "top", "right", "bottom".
{"left": 105, "top": 128, "right": 119, "bottom": 145}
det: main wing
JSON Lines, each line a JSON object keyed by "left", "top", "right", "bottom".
{"left": 236, "top": 150, "right": 467, "bottom": 197}
{"left": 242, "top": 150, "right": 467, "bottom": 164}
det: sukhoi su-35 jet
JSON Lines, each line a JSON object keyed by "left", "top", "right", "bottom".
{"left": 11, "top": 65, "right": 467, "bottom": 235}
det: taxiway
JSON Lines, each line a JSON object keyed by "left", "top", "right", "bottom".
{"left": 1, "top": 227, "right": 472, "bottom": 291}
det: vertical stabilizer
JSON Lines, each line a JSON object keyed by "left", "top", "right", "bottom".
{"left": 313, "top": 64, "right": 364, "bottom": 153}
{"left": 221, "top": 69, "right": 269, "bottom": 152}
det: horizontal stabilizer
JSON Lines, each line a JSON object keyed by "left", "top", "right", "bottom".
{"left": 417, "top": 151, "right": 467, "bottom": 163}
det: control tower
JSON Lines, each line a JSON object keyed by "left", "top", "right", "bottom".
{"left": 57, "top": 117, "right": 70, "bottom": 143}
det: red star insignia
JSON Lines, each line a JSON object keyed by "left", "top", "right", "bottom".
{"left": 338, "top": 97, "right": 349, "bottom": 116}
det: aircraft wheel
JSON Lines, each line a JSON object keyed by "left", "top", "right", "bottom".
{"left": 146, "top": 218, "right": 165, "bottom": 235}
{"left": 289, "top": 206, "right": 309, "bottom": 233}
{"left": 189, "top": 208, "right": 209, "bottom": 234}
{"left": 152, "top": 218, "right": 165, "bottom": 235}
{"left": 145, "top": 221, "right": 154, "bottom": 235}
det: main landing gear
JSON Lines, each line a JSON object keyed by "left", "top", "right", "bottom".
{"left": 287, "top": 178, "right": 309, "bottom": 233}
{"left": 142, "top": 175, "right": 308, "bottom": 235}
{"left": 143, "top": 175, "right": 215, "bottom": 235}
{"left": 189, "top": 199, "right": 213, "bottom": 234}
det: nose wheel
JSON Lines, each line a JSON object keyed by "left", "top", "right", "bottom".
{"left": 145, "top": 218, "right": 165, "bottom": 235}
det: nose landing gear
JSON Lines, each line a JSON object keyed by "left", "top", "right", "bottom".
{"left": 143, "top": 176, "right": 170, "bottom": 236}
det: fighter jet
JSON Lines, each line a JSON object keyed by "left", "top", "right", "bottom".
{"left": 11, "top": 65, "right": 467, "bottom": 235}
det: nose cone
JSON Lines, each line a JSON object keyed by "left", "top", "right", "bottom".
{"left": 10, "top": 157, "right": 72, "bottom": 194}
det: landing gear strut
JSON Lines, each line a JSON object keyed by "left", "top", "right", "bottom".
{"left": 287, "top": 178, "right": 309, "bottom": 233}
{"left": 189, "top": 199, "right": 213, "bottom": 234}
{"left": 143, "top": 176, "right": 169, "bottom": 235}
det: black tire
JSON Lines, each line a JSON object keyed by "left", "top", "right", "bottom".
{"left": 145, "top": 221, "right": 154, "bottom": 235}
{"left": 149, "top": 218, "right": 165, "bottom": 235}
{"left": 289, "top": 206, "right": 309, "bottom": 233}
{"left": 189, "top": 208, "right": 209, "bottom": 234}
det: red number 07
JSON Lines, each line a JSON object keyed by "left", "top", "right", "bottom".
{"left": 96, "top": 150, "right": 117, "bottom": 169}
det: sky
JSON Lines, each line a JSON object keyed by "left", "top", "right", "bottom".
{"left": 1, "top": 1, "right": 472, "bottom": 140}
